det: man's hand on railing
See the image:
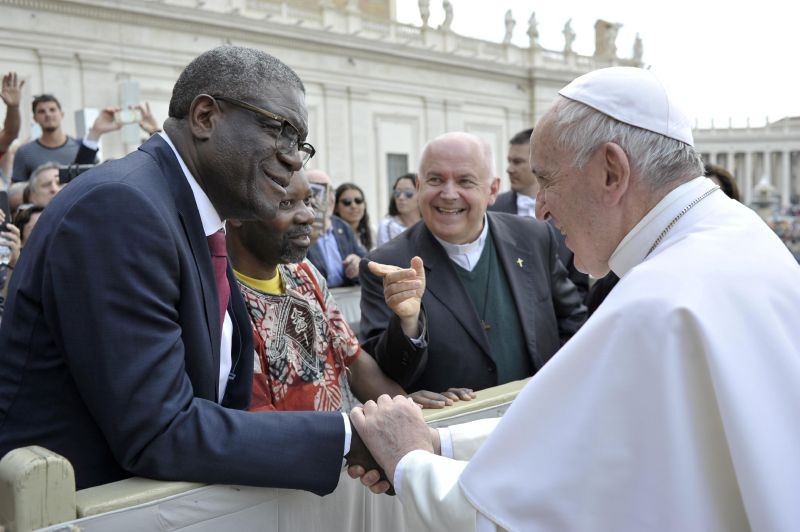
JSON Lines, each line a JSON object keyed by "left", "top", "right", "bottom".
{"left": 409, "top": 388, "right": 476, "bottom": 409}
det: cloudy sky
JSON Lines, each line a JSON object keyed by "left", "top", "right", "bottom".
{"left": 395, "top": 0, "right": 800, "bottom": 128}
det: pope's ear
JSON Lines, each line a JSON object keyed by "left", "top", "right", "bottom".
{"left": 188, "top": 94, "right": 218, "bottom": 141}
{"left": 603, "top": 142, "right": 630, "bottom": 203}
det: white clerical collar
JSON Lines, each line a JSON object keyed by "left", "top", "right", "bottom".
{"left": 434, "top": 215, "right": 489, "bottom": 271}
{"left": 516, "top": 193, "right": 536, "bottom": 218}
{"left": 609, "top": 176, "right": 715, "bottom": 277}
{"left": 159, "top": 131, "right": 224, "bottom": 237}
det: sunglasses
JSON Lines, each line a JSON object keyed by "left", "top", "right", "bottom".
{"left": 393, "top": 190, "right": 415, "bottom": 199}
{"left": 339, "top": 197, "right": 364, "bottom": 207}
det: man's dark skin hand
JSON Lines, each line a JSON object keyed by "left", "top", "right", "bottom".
{"left": 346, "top": 423, "right": 395, "bottom": 495}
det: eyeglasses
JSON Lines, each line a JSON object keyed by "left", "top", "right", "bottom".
{"left": 339, "top": 197, "right": 364, "bottom": 207}
{"left": 213, "top": 95, "right": 316, "bottom": 165}
{"left": 393, "top": 190, "right": 415, "bottom": 199}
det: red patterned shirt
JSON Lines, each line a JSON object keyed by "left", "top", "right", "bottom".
{"left": 238, "top": 261, "right": 361, "bottom": 412}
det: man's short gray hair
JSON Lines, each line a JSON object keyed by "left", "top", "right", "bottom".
{"left": 548, "top": 96, "right": 704, "bottom": 189}
{"left": 168, "top": 46, "right": 304, "bottom": 119}
{"left": 29, "top": 161, "right": 59, "bottom": 188}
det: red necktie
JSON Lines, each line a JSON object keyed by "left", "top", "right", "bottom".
{"left": 207, "top": 230, "right": 230, "bottom": 332}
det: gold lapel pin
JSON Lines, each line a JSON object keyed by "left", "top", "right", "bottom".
{"left": 516, "top": 258, "right": 524, "bottom": 268}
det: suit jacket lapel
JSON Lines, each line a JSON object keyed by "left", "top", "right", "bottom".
{"left": 488, "top": 213, "right": 540, "bottom": 362}
{"left": 417, "top": 225, "right": 492, "bottom": 358}
{"left": 139, "top": 136, "right": 221, "bottom": 397}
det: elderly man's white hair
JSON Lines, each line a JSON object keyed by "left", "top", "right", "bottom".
{"left": 29, "top": 161, "right": 60, "bottom": 190}
{"left": 544, "top": 66, "right": 707, "bottom": 190}
{"left": 542, "top": 97, "right": 704, "bottom": 190}
{"left": 418, "top": 132, "right": 497, "bottom": 178}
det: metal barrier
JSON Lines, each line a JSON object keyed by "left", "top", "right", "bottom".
{"left": 328, "top": 286, "right": 362, "bottom": 336}
{"left": 0, "top": 380, "right": 527, "bottom": 532}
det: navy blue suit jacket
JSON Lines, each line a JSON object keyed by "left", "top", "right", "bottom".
{"left": 0, "top": 135, "right": 344, "bottom": 492}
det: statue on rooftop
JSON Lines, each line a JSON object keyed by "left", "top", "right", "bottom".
{"left": 527, "top": 11, "right": 539, "bottom": 47}
{"left": 563, "top": 18, "right": 575, "bottom": 54}
{"left": 633, "top": 33, "right": 643, "bottom": 62}
{"left": 419, "top": 0, "right": 430, "bottom": 28}
{"left": 440, "top": 0, "right": 453, "bottom": 31}
{"left": 503, "top": 9, "right": 516, "bottom": 44}
{"left": 594, "top": 19, "right": 622, "bottom": 58}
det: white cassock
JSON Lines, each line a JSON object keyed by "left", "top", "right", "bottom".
{"left": 393, "top": 176, "right": 800, "bottom": 531}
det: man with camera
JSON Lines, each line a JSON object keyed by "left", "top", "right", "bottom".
{"left": 11, "top": 94, "right": 115, "bottom": 181}
{"left": 11, "top": 95, "right": 162, "bottom": 182}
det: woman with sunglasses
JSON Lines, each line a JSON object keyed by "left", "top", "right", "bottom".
{"left": 334, "top": 182, "right": 374, "bottom": 251}
{"left": 377, "top": 173, "right": 420, "bottom": 247}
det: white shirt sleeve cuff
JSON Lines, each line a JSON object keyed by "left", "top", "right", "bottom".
{"left": 341, "top": 412, "right": 352, "bottom": 468}
{"left": 81, "top": 137, "right": 99, "bottom": 150}
{"left": 407, "top": 313, "right": 428, "bottom": 347}
{"left": 438, "top": 427, "right": 454, "bottom": 458}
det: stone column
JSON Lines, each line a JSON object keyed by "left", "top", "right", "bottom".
{"left": 322, "top": 84, "right": 352, "bottom": 180}
{"left": 782, "top": 150, "right": 791, "bottom": 208}
{"left": 744, "top": 151, "right": 753, "bottom": 205}
{"left": 348, "top": 87, "right": 372, "bottom": 183}
{"left": 728, "top": 152, "right": 741, "bottom": 196}
{"left": 765, "top": 150, "right": 773, "bottom": 184}
{"left": 423, "top": 96, "right": 447, "bottom": 140}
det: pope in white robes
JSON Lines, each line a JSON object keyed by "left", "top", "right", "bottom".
{"left": 350, "top": 67, "right": 800, "bottom": 532}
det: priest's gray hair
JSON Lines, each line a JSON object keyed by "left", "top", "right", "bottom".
{"left": 168, "top": 46, "right": 304, "bottom": 119}
{"left": 548, "top": 96, "right": 704, "bottom": 189}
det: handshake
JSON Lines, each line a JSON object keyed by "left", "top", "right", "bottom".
{"left": 345, "top": 395, "right": 443, "bottom": 496}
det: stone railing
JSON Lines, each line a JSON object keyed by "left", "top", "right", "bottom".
{"left": 161, "top": 0, "right": 638, "bottom": 70}
{"left": 0, "top": 379, "right": 528, "bottom": 532}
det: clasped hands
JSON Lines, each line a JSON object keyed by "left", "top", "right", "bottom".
{"left": 346, "top": 394, "right": 441, "bottom": 495}
{"left": 349, "top": 258, "right": 476, "bottom": 493}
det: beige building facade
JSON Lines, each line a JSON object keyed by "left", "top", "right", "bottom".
{"left": 0, "top": 0, "right": 642, "bottom": 221}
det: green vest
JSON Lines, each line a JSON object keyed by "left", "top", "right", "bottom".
{"left": 453, "top": 232, "right": 531, "bottom": 383}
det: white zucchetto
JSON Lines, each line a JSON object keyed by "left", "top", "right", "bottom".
{"left": 559, "top": 67, "right": 694, "bottom": 146}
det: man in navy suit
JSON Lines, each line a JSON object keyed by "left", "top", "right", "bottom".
{"left": 360, "top": 132, "right": 586, "bottom": 393}
{"left": 0, "top": 47, "right": 364, "bottom": 492}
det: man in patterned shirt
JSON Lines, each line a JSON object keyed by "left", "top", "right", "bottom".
{"left": 226, "top": 171, "right": 473, "bottom": 411}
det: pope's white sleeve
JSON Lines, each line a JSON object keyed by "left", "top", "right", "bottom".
{"left": 446, "top": 417, "right": 502, "bottom": 461}
{"left": 395, "top": 450, "right": 479, "bottom": 531}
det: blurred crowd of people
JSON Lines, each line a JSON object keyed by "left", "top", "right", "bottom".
{"left": 0, "top": 70, "right": 163, "bottom": 316}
